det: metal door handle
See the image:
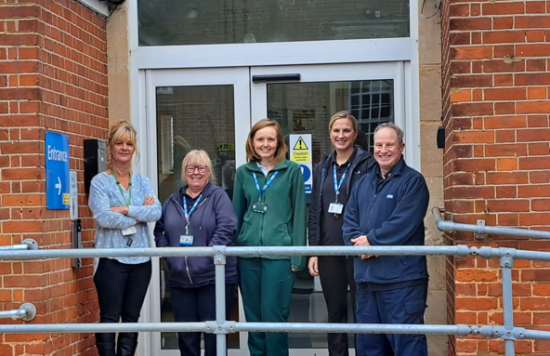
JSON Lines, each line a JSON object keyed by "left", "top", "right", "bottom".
{"left": 252, "top": 74, "right": 301, "bottom": 83}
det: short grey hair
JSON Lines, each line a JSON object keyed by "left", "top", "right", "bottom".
{"left": 374, "top": 123, "right": 404, "bottom": 145}
{"left": 181, "top": 149, "right": 216, "bottom": 184}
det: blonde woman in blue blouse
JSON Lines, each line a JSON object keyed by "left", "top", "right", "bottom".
{"left": 89, "top": 120, "right": 161, "bottom": 356}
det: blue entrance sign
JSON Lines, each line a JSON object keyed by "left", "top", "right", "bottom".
{"left": 46, "top": 132, "right": 70, "bottom": 209}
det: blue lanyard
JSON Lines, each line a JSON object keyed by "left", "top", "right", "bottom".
{"left": 252, "top": 171, "right": 279, "bottom": 201}
{"left": 183, "top": 194, "right": 202, "bottom": 225}
{"left": 333, "top": 163, "right": 350, "bottom": 198}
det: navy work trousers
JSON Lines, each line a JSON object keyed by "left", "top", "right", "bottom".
{"left": 356, "top": 282, "right": 428, "bottom": 356}
{"left": 169, "top": 283, "right": 236, "bottom": 356}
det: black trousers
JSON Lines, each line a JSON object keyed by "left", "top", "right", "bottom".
{"left": 318, "top": 256, "right": 356, "bottom": 356}
{"left": 170, "top": 283, "right": 236, "bottom": 356}
{"left": 93, "top": 258, "right": 152, "bottom": 344}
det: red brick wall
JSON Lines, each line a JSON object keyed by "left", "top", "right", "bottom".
{"left": 442, "top": 0, "right": 550, "bottom": 354}
{"left": 0, "top": 1, "right": 108, "bottom": 355}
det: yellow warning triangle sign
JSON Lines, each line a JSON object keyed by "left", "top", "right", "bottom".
{"left": 293, "top": 136, "right": 308, "bottom": 150}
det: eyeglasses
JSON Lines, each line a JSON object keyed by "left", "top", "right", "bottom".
{"left": 186, "top": 165, "right": 208, "bottom": 174}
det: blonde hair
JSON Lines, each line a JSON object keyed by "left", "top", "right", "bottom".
{"left": 245, "top": 119, "right": 287, "bottom": 165}
{"left": 107, "top": 120, "right": 139, "bottom": 168}
{"left": 328, "top": 111, "right": 358, "bottom": 133}
{"left": 181, "top": 149, "right": 215, "bottom": 184}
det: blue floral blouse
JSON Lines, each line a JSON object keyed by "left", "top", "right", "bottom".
{"left": 89, "top": 172, "right": 162, "bottom": 265}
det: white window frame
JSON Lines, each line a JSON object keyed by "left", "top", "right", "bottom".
{"left": 127, "top": 0, "right": 420, "bottom": 171}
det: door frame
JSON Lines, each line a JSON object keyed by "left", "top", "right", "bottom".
{"left": 140, "top": 67, "right": 252, "bottom": 356}
{"left": 139, "top": 62, "right": 416, "bottom": 356}
{"left": 248, "top": 62, "right": 416, "bottom": 165}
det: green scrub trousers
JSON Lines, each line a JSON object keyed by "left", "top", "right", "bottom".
{"left": 238, "top": 258, "right": 295, "bottom": 356}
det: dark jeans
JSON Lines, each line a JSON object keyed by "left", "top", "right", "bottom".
{"left": 318, "top": 256, "right": 356, "bottom": 356}
{"left": 356, "top": 282, "right": 428, "bottom": 356}
{"left": 93, "top": 258, "right": 152, "bottom": 344}
{"left": 169, "top": 283, "right": 236, "bottom": 356}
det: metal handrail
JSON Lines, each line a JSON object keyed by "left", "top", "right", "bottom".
{"left": 1, "top": 242, "right": 548, "bottom": 356}
{"left": 0, "top": 321, "right": 472, "bottom": 335}
{"left": 432, "top": 207, "right": 550, "bottom": 239}
{"left": 2, "top": 244, "right": 550, "bottom": 261}
{"left": 0, "top": 245, "right": 472, "bottom": 259}
{"left": 431, "top": 206, "right": 550, "bottom": 355}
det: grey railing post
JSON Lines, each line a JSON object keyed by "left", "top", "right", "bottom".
{"left": 214, "top": 245, "right": 227, "bottom": 356}
{"left": 500, "top": 248, "right": 516, "bottom": 356}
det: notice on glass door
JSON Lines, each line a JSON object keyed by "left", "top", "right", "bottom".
{"left": 289, "top": 134, "right": 312, "bottom": 195}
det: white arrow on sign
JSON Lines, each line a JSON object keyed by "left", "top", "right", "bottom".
{"left": 55, "top": 177, "right": 62, "bottom": 195}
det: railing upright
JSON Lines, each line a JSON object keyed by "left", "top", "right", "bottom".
{"left": 500, "top": 248, "right": 516, "bottom": 356}
{"left": 214, "top": 246, "right": 228, "bottom": 356}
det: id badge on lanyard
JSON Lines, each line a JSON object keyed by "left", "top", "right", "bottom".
{"left": 252, "top": 171, "right": 278, "bottom": 214}
{"left": 181, "top": 194, "right": 202, "bottom": 246}
{"left": 179, "top": 234, "right": 194, "bottom": 246}
{"left": 328, "top": 202, "right": 344, "bottom": 214}
{"left": 179, "top": 222, "right": 194, "bottom": 246}
{"left": 329, "top": 163, "right": 350, "bottom": 218}
{"left": 252, "top": 201, "right": 268, "bottom": 214}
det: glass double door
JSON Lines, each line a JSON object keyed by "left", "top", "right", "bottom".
{"left": 144, "top": 62, "right": 405, "bottom": 356}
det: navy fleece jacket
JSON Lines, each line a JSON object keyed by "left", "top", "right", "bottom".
{"left": 343, "top": 157, "right": 429, "bottom": 285}
{"left": 154, "top": 183, "right": 238, "bottom": 287}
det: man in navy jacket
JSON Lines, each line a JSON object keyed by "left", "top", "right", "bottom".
{"left": 343, "top": 123, "right": 430, "bottom": 356}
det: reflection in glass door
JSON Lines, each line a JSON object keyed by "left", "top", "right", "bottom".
{"left": 267, "top": 79, "right": 395, "bottom": 160}
{"left": 156, "top": 85, "right": 236, "bottom": 202}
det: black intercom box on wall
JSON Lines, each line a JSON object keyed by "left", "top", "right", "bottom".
{"left": 84, "top": 139, "right": 107, "bottom": 194}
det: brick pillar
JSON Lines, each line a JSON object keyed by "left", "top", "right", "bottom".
{"left": 442, "top": 0, "right": 550, "bottom": 354}
{"left": 0, "top": 1, "right": 108, "bottom": 355}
